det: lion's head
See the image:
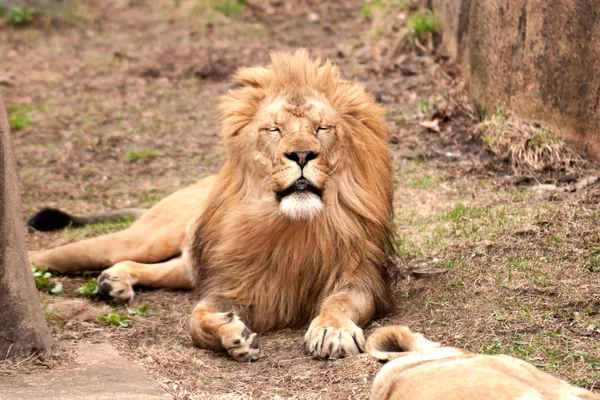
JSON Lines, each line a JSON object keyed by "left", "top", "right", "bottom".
{"left": 217, "top": 49, "right": 391, "bottom": 221}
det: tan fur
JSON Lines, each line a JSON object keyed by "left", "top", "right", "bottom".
{"left": 367, "top": 326, "right": 600, "bottom": 400}
{"left": 28, "top": 50, "right": 394, "bottom": 361}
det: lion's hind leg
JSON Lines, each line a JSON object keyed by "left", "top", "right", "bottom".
{"left": 189, "top": 301, "right": 263, "bottom": 362}
{"left": 98, "top": 257, "right": 193, "bottom": 304}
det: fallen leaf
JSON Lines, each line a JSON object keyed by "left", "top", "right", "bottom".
{"left": 431, "top": 107, "right": 451, "bottom": 122}
{"left": 419, "top": 119, "right": 440, "bottom": 133}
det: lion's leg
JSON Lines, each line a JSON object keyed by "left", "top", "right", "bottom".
{"left": 97, "top": 257, "right": 192, "bottom": 304}
{"left": 303, "top": 289, "right": 375, "bottom": 359}
{"left": 189, "top": 300, "right": 262, "bottom": 362}
{"left": 27, "top": 227, "right": 182, "bottom": 274}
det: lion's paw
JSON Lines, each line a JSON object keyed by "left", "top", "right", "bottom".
{"left": 303, "top": 317, "right": 366, "bottom": 359}
{"left": 98, "top": 262, "right": 135, "bottom": 304}
{"left": 218, "top": 312, "right": 263, "bottom": 362}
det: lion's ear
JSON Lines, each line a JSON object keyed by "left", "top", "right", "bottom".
{"left": 233, "top": 67, "right": 272, "bottom": 89}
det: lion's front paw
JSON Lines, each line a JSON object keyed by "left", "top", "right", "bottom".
{"left": 218, "top": 312, "right": 263, "bottom": 362}
{"left": 98, "top": 262, "right": 135, "bottom": 304}
{"left": 303, "top": 317, "right": 366, "bottom": 359}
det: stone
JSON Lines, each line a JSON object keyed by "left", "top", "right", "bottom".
{"left": 432, "top": 0, "right": 600, "bottom": 161}
{"left": 0, "top": 342, "right": 170, "bottom": 399}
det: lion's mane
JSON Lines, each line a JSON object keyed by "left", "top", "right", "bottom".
{"left": 191, "top": 50, "right": 394, "bottom": 332}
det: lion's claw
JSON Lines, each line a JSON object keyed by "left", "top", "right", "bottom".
{"left": 303, "top": 322, "right": 366, "bottom": 359}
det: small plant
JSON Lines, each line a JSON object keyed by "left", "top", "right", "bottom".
{"left": 127, "top": 304, "right": 154, "bottom": 317}
{"left": 406, "top": 10, "right": 440, "bottom": 43}
{"left": 98, "top": 308, "right": 131, "bottom": 327}
{"left": 31, "top": 264, "right": 52, "bottom": 290}
{"left": 8, "top": 105, "right": 35, "bottom": 131}
{"left": 76, "top": 279, "right": 99, "bottom": 297}
{"left": 449, "top": 279, "right": 464, "bottom": 288}
{"left": 127, "top": 149, "right": 162, "bottom": 163}
{"left": 5, "top": 7, "right": 34, "bottom": 26}
{"left": 212, "top": 0, "right": 245, "bottom": 16}
{"left": 31, "top": 264, "right": 63, "bottom": 294}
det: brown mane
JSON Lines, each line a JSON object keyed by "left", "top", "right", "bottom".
{"left": 190, "top": 49, "right": 394, "bottom": 333}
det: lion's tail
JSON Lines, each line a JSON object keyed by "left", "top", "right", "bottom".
{"left": 366, "top": 325, "right": 441, "bottom": 361}
{"left": 27, "top": 207, "right": 147, "bottom": 232}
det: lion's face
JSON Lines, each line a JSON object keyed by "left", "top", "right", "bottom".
{"left": 247, "top": 95, "right": 342, "bottom": 220}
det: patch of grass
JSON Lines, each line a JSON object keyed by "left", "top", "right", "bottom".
{"left": 7, "top": 104, "right": 36, "bottom": 131}
{"left": 449, "top": 279, "right": 463, "bottom": 288}
{"left": 76, "top": 279, "right": 99, "bottom": 297}
{"left": 406, "top": 9, "right": 440, "bottom": 43}
{"left": 4, "top": 6, "right": 34, "bottom": 26}
{"left": 76, "top": 215, "right": 135, "bottom": 238}
{"left": 98, "top": 308, "right": 131, "bottom": 328}
{"left": 506, "top": 258, "right": 549, "bottom": 286}
{"left": 212, "top": 0, "right": 245, "bottom": 16}
{"left": 410, "top": 175, "right": 440, "bottom": 189}
{"left": 127, "top": 149, "right": 162, "bottom": 163}
{"left": 440, "top": 204, "right": 485, "bottom": 222}
{"left": 393, "top": 236, "right": 422, "bottom": 257}
{"left": 361, "top": 0, "right": 407, "bottom": 19}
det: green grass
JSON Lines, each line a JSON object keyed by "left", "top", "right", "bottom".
{"left": 360, "top": 0, "right": 407, "bottom": 19}
{"left": 8, "top": 104, "right": 36, "bottom": 131}
{"left": 4, "top": 6, "right": 34, "bottom": 26}
{"left": 410, "top": 175, "right": 440, "bottom": 189}
{"left": 127, "top": 149, "right": 162, "bottom": 163}
{"left": 75, "top": 215, "right": 136, "bottom": 238}
{"left": 478, "top": 334, "right": 600, "bottom": 386}
{"left": 212, "top": 0, "right": 245, "bottom": 16}
{"left": 506, "top": 258, "right": 550, "bottom": 286}
{"left": 406, "top": 9, "right": 440, "bottom": 43}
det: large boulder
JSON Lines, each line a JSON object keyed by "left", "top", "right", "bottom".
{"left": 433, "top": 0, "right": 600, "bottom": 160}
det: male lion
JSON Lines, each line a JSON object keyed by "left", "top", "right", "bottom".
{"left": 366, "top": 326, "right": 600, "bottom": 400}
{"left": 28, "top": 49, "right": 394, "bottom": 361}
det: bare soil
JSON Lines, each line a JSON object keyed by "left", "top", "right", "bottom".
{"left": 1, "top": 0, "right": 599, "bottom": 399}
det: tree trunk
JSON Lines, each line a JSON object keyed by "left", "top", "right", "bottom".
{"left": 0, "top": 93, "right": 54, "bottom": 359}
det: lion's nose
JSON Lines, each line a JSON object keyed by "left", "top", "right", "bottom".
{"left": 285, "top": 150, "right": 318, "bottom": 168}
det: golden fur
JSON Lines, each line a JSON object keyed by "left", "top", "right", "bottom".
{"left": 28, "top": 50, "right": 395, "bottom": 361}
{"left": 367, "top": 326, "right": 600, "bottom": 400}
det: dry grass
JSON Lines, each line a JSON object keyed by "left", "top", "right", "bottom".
{"left": 478, "top": 110, "right": 586, "bottom": 174}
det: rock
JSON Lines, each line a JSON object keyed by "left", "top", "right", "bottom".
{"left": 0, "top": 342, "right": 169, "bottom": 400}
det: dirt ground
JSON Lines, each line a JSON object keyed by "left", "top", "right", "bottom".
{"left": 1, "top": 0, "right": 599, "bottom": 398}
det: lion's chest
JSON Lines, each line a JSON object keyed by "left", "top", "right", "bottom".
{"left": 200, "top": 228, "right": 337, "bottom": 332}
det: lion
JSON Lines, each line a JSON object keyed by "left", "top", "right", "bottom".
{"left": 27, "top": 49, "right": 395, "bottom": 361}
{"left": 366, "top": 325, "right": 600, "bottom": 400}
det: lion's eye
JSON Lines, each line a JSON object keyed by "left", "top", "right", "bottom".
{"left": 317, "top": 126, "right": 330, "bottom": 133}
{"left": 267, "top": 127, "right": 280, "bottom": 134}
